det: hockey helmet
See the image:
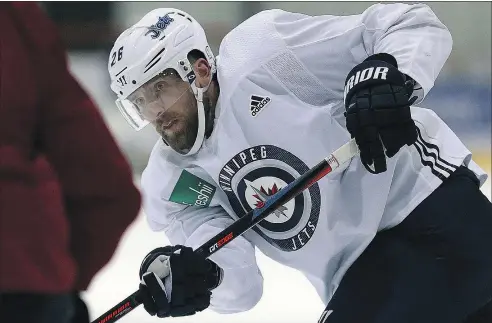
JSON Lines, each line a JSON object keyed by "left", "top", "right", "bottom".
{"left": 108, "top": 8, "right": 216, "bottom": 155}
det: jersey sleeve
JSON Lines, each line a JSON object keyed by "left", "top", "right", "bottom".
{"left": 140, "top": 147, "right": 263, "bottom": 314}
{"left": 270, "top": 3, "right": 453, "bottom": 103}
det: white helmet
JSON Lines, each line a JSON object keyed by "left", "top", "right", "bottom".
{"left": 108, "top": 8, "right": 216, "bottom": 156}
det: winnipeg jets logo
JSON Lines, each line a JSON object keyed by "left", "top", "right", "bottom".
{"left": 145, "top": 14, "right": 174, "bottom": 39}
{"left": 219, "top": 145, "right": 321, "bottom": 252}
{"left": 244, "top": 179, "right": 290, "bottom": 221}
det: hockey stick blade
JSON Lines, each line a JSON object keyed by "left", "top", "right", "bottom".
{"left": 92, "top": 138, "right": 358, "bottom": 323}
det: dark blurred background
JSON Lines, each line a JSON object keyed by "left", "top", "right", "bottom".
{"left": 39, "top": 2, "right": 491, "bottom": 176}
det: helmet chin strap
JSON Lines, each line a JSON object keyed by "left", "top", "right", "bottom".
{"left": 179, "top": 76, "right": 212, "bottom": 156}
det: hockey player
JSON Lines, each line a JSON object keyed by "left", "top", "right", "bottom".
{"left": 108, "top": 4, "right": 492, "bottom": 322}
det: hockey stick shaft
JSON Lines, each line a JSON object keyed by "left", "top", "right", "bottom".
{"left": 92, "top": 139, "right": 358, "bottom": 323}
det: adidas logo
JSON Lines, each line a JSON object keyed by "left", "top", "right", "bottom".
{"left": 250, "top": 95, "right": 271, "bottom": 117}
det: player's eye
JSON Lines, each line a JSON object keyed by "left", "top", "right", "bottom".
{"left": 155, "top": 81, "right": 170, "bottom": 92}
{"left": 134, "top": 97, "right": 145, "bottom": 107}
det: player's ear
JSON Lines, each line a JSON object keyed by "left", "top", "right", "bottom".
{"left": 192, "top": 58, "right": 211, "bottom": 88}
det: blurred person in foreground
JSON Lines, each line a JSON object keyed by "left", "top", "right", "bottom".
{"left": 0, "top": 3, "right": 141, "bottom": 323}
{"left": 108, "top": 3, "right": 492, "bottom": 323}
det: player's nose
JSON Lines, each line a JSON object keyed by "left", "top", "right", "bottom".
{"left": 143, "top": 100, "right": 167, "bottom": 121}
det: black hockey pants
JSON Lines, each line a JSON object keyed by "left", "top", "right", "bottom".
{"left": 321, "top": 166, "right": 492, "bottom": 323}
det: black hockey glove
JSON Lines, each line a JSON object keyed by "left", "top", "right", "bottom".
{"left": 344, "top": 53, "right": 418, "bottom": 174}
{"left": 138, "top": 245, "right": 223, "bottom": 318}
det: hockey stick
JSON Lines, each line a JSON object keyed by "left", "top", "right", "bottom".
{"left": 92, "top": 138, "right": 359, "bottom": 323}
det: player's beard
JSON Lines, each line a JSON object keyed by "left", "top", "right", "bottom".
{"left": 158, "top": 90, "right": 199, "bottom": 154}
{"left": 158, "top": 86, "right": 216, "bottom": 154}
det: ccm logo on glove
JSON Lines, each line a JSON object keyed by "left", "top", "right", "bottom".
{"left": 343, "top": 66, "right": 389, "bottom": 100}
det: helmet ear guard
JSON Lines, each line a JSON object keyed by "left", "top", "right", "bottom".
{"left": 108, "top": 8, "right": 217, "bottom": 156}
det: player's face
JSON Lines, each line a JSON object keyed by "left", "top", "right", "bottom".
{"left": 153, "top": 86, "right": 198, "bottom": 154}
{"left": 128, "top": 70, "right": 198, "bottom": 153}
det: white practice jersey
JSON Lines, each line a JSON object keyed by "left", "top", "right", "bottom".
{"left": 140, "top": 3, "right": 488, "bottom": 314}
